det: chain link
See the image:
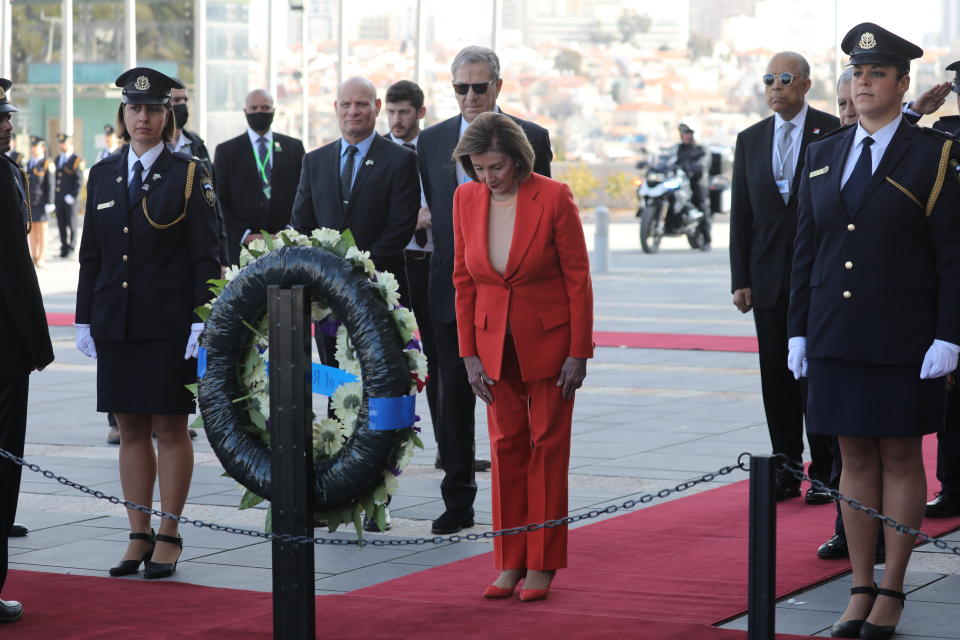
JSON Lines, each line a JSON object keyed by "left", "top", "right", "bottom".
{"left": 0, "top": 447, "right": 748, "bottom": 547}
{"left": 773, "top": 454, "right": 960, "bottom": 556}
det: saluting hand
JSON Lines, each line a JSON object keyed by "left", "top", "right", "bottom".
{"left": 464, "top": 355, "right": 494, "bottom": 405}
{"left": 557, "top": 357, "right": 587, "bottom": 400}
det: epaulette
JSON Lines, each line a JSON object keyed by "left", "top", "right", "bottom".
{"left": 919, "top": 125, "right": 960, "bottom": 142}
{"left": 90, "top": 153, "right": 123, "bottom": 171}
{"left": 813, "top": 123, "right": 855, "bottom": 142}
{"left": 171, "top": 150, "right": 195, "bottom": 163}
{"left": 936, "top": 115, "right": 960, "bottom": 122}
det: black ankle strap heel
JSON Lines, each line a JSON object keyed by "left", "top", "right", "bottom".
{"left": 860, "top": 589, "right": 906, "bottom": 640}
{"left": 108, "top": 528, "right": 156, "bottom": 577}
{"left": 829, "top": 585, "right": 877, "bottom": 638}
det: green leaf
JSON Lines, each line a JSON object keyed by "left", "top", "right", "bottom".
{"left": 185, "top": 383, "right": 199, "bottom": 395}
{"left": 374, "top": 504, "right": 387, "bottom": 532}
{"left": 188, "top": 414, "right": 204, "bottom": 430}
{"left": 193, "top": 305, "right": 211, "bottom": 322}
{"left": 240, "top": 490, "right": 265, "bottom": 510}
{"left": 410, "top": 433, "right": 425, "bottom": 449}
{"left": 261, "top": 230, "right": 275, "bottom": 250}
{"left": 372, "top": 484, "right": 388, "bottom": 504}
{"left": 280, "top": 232, "right": 295, "bottom": 246}
{"left": 250, "top": 409, "right": 267, "bottom": 433}
{"left": 207, "top": 278, "right": 228, "bottom": 289}
{"left": 351, "top": 504, "right": 364, "bottom": 539}
{"left": 334, "top": 229, "right": 357, "bottom": 256}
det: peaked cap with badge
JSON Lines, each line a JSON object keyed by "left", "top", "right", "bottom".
{"left": 115, "top": 67, "right": 184, "bottom": 105}
{"left": 841, "top": 22, "right": 923, "bottom": 66}
{"left": 0, "top": 78, "right": 17, "bottom": 113}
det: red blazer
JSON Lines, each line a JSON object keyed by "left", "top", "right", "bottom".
{"left": 453, "top": 173, "right": 594, "bottom": 382}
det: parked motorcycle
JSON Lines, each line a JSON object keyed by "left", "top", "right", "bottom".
{"left": 634, "top": 153, "right": 710, "bottom": 254}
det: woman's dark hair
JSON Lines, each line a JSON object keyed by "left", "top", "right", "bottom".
{"left": 116, "top": 103, "right": 176, "bottom": 143}
{"left": 452, "top": 112, "right": 535, "bottom": 183}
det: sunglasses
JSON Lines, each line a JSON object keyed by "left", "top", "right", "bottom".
{"left": 762, "top": 72, "right": 805, "bottom": 86}
{"left": 452, "top": 80, "right": 496, "bottom": 95}
{"left": 952, "top": 82, "right": 960, "bottom": 94}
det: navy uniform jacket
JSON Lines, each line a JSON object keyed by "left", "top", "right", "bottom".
{"left": 27, "top": 156, "right": 54, "bottom": 208}
{"left": 789, "top": 119, "right": 960, "bottom": 365}
{"left": 933, "top": 114, "right": 960, "bottom": 137}
{"left": 75, "top": 146, "right": 221, "bottom": 342}
{"left": 418, "top": 113, "right": 552, "bottom": 324}
{"left": 55, "top": 153, "right": 83, "bottom": 209}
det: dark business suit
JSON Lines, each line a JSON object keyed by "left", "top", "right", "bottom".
{"left": 54, "top": 152, "right": 83, "bottom": 256}
{"left": 176, "top": 129, "right": 230, "bottom": 266}
{"left": 0, "top": 155, "right": 54, "bottom": 593}
{"left": 214, "top": 131, "right": 305, "bottom": 266}
{"left": 729, "top": 106, "right": 838, "bottom": 483}
{"left": 418, "top": 111, "right": 552, "bottom": 514}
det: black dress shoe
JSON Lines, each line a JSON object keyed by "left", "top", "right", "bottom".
{"left": 431, "top": 509, "right": 475, "bottom": 534}
{"left": 829, "top": 585, "right": 877, "bottom": 637}
{"left": 474, "top": 459, "right": 492, "bottom": 472}
{"left": 925, "top": 491, "right": 960, "bottom": 518}
{"left": 143, "top": 533, "right": 182, "bottom": 579}
{"left": 805, "top": 486, "right": 834, "bottom": 505}
{"left": 109, "top": 529, "right": 156, "bottom": 576}
{"left": 859, "top": 588, "right": 905, "bottom": 640}
{"left": 0, "top": 599, "right": 23, "bottom": 623}
{"left": 775, "top": 480, "right": 801, "bottom": 501}
{"left": 9, "top": 523, "right": 28, "bottom": 537}
{"left": 363, "top": 507, "right": 392, "bottom": 532}
{"left": 816, "top": 534, "right": 886, "bottom": 564}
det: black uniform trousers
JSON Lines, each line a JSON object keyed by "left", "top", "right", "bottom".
{"left": 753, "top": 289, "right": 833, "bottom": 482}
{"left": 0, "top": 375, "right": 29, "bottom": 593}
{"left": 434, "top": 320, "right": 477, "bottom": 512}
{"left": 400, "top": 250, "right": 439, "bottom": 451}
{"left": 56, "top": 203, "right": 76, "bottom": 256}
{"left": 938, "top": 385, "right": 960, "bottom": 495}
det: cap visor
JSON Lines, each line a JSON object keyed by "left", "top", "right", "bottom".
{"left": 122, "top": 95, "right": 169, "bottom": 105}
{"left": 0, "top": 104, "right": 18, "bottom": 113}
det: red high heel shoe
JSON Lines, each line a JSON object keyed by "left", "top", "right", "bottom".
{"left": 519, "top": 571, "right": 555, "bottom": 602}
{"left": 483, "top": 570, "right": 526, "bottom": 599}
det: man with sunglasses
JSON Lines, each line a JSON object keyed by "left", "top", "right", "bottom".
{"left": 730, "top": 51, "right": 839, "bottom": 503}
{"left": 417, "top": 45, "right": 553, "bottom": 535}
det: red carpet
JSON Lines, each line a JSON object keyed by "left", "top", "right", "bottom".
{"left": 46, "top": 312, "right": 759, "bottom": 353}
{"left": 6, "top": 439, "right": 958, "bottom": 639}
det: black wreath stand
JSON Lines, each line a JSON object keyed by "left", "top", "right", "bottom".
{"left": 268, "top": 284, "right": 316, "bottom": 639}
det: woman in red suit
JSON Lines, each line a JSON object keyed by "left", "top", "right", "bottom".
{"left": 452, "top": 112, "right": 594, "bottom": 602}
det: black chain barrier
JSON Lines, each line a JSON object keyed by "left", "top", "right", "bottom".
{"left": 0, "top": 447, "right": 749, "bottom": 547}
{"left": 773, "top": 454, "right": 960, "bottom": 556}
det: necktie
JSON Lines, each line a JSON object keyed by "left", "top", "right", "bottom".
{"left": 776, "top": 121, "right": 795, "bottom": 204}
{"left": 841, "top": 137, "right": 875, "bottom": 213}
{"left": 340, "top": 145, "right": 357, "bottom": 205}
{"left": 403, "top": 142, "right": 428, "bottom": 247}
{"left": 257, "top": 136, "right": 271, "bottom": 185}
{"left": 128, "top": 160, "right": 143, "bottom": 207}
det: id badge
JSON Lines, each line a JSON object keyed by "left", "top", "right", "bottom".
{"left": 776, "top": 179, "right": 790, "bottom": 195}
{"left": 263, "top": 185, "right": 272, "bottom": 200}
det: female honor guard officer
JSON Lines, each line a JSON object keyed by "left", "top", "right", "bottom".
{"left": 789, "top": 25, "right": 960, "bottom": 639}
{"left": 75, "top": 68, "right": 220, "bottom": 579}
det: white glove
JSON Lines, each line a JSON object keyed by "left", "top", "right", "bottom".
{"left": 64, "top": 194, "right": 75, "bottom": 205}
{"left": 787, "top": 336, "right": 807, "bottom": 380}
{"left": 44, "top": 203, "right": 55, "bottom": 215}
{"left": 184, "top": 323, "right": 204, "bottom": 360}
{"left": 75, "top": 323, "right": 97, "bottom": 359}
{"left": 920, "top": 339, "right": 960, "bottom": 379}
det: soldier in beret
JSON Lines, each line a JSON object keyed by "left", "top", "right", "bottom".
{"left": 788, "top": 24, "right": 960, "bottom": 639}
{"left": 0, "top": 77, "right": 55, "bottom": 624}
{"left": 74, "top": 67, "right": 220, "bottom": 581}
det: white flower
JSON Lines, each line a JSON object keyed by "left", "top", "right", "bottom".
{"left": 382, "top": 471, "right": 400, "bottom": 494}
{"left": 224, "top": 264, "right": 241, "bottom": 281}
{"left": 344, "top": 246, "right": 376, "bottom": 275}
{"left": 313, "top": 418, "right": 346, "bottom": 456}
{"left": 310, "top": 228, "right": 341, "bottom": 249}
{"left": 247, "top": 238, "right": 267, "bottom": 254}
{"left": 311, "top": 300, "right": 334, "bottom": 323}
{"left": 375, "top": 271, "right": 401, "bottom": 308}
{"left": 334, "top": 325, "right": 361, "bottom": 376}
{"left": 405, "top": 348, "right": 428, "bottom": 379}
{"left": 330, "top": 382, "right": 362, "bottom": 429}
{"left": 393, "top": 307, "right": 418, "bottom": 343}
{"left": 396, "top": 440, "right": 415, "bottom": 469}
{"left": 275, "top": 229, "right": 309, "bottom": 246}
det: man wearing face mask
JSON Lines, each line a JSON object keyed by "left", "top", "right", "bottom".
{"left": 214, "top": 89, "right": 305, "bottom": 266}
{"left": 168, "top": 83, "right": 230, "bottom": 268}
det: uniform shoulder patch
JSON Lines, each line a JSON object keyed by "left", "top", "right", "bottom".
{"left": 171, "top": 150, "right": 194, "bottom": 163}
{"left": 199, "top": 164, "right": 216, "bottom": 207}
{"left": 919, "top": 125, "right": 960, "bottom": 143}
{"left": 813, "top": 123, "right": 854, "bottom": 142}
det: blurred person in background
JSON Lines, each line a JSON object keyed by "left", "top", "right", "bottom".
{"left": 26, "top": 136, "right": 55, "bottom": 268}
{"left": 96, "top": 124, "right": 121, "bottom": 162}
{"left": 54, "top": 133, "right": 83, "bottom": 259}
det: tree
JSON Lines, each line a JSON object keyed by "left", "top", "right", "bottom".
{"left": 555, "top": 48, "right": 583, "bottom": 76}
{"left": 688, "top": 33, "right": 714, "bottom": 60}
{"left": 603, "top": 171, "right": 636, "bottom": 206}
{"left": 618, "top": 10, "right": 651, "bottom": 44}
{"left": 555, "top": 162, "right": 600, "bottom": 206}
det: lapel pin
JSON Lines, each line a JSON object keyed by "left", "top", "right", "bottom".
{"left": 812, "top": 128, "right": 821, "bottom": 134}
{"left": 365, "top": 159, "right": 375, "bottom": 166}
{"left": 274, "top": 141, "right": 282, "bottom": 151}
{"left": 153, "top": 173, "right": 160, "bottom": 181}
{"left": 116, "top": 176, "right": 123, "bottom": 183}
{"left": 142, "top": 184, "right": 150, "bottom": 191}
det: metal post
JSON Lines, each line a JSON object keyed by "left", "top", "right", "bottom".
{"left": 267, "top": 0, "right": 278, "bottom": 98}
{"left": 413, "top": 0, "right": 424, "bottom": 89}
{"left": 194, "top": 0, "right": 208, "bottom": 141}
{"left": 592, "top": 205, "right": 610, "bottom": 273}
{"left": 300, "top": 5, "right": 308, "bottom": 146}
{"left": 1, "top": 0, "right": 12, "bottom": 80}
{"left": 747, "top": 454, "right": 777, "bottom": 640}
{"left": 336, "top": 0, "right": 346, "bottom": 88}
{"left": 61, "top": 0, "right": 74, "bottom": 135}
{"left": 491, "top": 0, "right": 501, "bottom": 51}
{"left": 124, "top": 0, "right": 135, "bottom": 68}
{"left": 267, "top": 284, "right": 316, "bottom": 640}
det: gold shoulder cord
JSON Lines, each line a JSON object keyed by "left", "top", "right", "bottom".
{"left": 20, "top": 166, "right": 32, "bottom": 234}
{"left": 885, "top": 177, "right": 923, "bottom": 210}
{"left": 142, "top": 161, "right": 195, "bottom": 230}
{"left": 925, "top": 139, "right": 952, "bottom": 217}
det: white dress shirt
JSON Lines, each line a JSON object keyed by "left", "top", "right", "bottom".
{"left": 771, "top": 102, "right": 808, "bottom": 182}
{"left": 840, "top": 114, "right": 902, "bottom": 188}
{"left": 388, "top": 132, "right": 434, "bottom": 252}
{"left": 169, "top": 131, "right": 191, "bottom": 155}
{"left": 127, "top": 141, "right": 165, "bottom": 186}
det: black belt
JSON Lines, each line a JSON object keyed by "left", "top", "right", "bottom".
{"left": 405, "top": 249, "right": 430, "bottom": 260}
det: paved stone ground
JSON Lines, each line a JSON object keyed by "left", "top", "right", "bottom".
{"left": 8, "top": 218, "right": 960, "bottom": 638}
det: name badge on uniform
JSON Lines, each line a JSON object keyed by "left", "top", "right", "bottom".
{"left": 809, "top": 165, "right": 829, "bottom": 178}
{"left": 775, "top": 179, "right": 790, "bottom": 195}
{"left": 97, "top": 200, "right": 115, "bottom": 210}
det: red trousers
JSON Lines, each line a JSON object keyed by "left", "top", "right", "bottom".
{"left": 488, "top": 336, "right": 573, "bottom": 570}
